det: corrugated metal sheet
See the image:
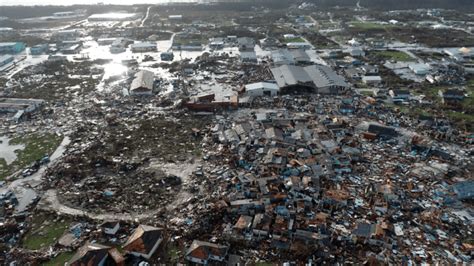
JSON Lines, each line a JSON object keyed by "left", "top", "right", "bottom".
{"left": 130, "top": 70, "right": 154, "bottom": 92}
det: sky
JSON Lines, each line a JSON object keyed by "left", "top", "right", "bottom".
{"left": 0, "top": 0, "right": 202, "bottom": 6}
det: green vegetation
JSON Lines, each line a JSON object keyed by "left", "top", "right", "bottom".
{"left": 22, "top": 213, "right": 71, "bottom": 250}
{"left": 360, "top": 91, "right": 375, "bottom": 96}
{"left": 284, "top": 37, "right": 306, "bottom": 43}
{"left": 349, "top": 21, "right": 395, "bottom": 30}
{"left": 168, "top": 247, "right": 181, "bottom": 262}
{"left": 173, "top": 34, "right": 207, "bottom": 46}
{"left": 372, "top": 50, "right": 414, "bottom": 62}
{"left": 255, "top": 262, "right": 274, "bottom": 266}
{"left": 446, "top": 111, "right": 474, "bottom": 124}
{"left": 386, "top": 103, "right": 433, "bottom": 118}
{"left": 42, "top": 252, "right": 75, "bottom": 266}
{"left": 0, "top": 133, "right": 63, "bottom": 180}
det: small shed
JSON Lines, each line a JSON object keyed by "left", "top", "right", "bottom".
{"left": 130, "top": 70, "right": 155, "bottom": 96}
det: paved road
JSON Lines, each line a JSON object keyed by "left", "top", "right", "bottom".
{"left": 39, "top": 189, "right": 162, "bottom": 221}
{"left": 8, "top": 136, "right": 71, "bottom": 213}
{"left": 141, "top": 6, "right": 152, "bottom": 27}
{"left": 38, "top": 160, "right": 200, "bottom": 221}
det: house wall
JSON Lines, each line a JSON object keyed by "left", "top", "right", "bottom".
{"left": 131, "top": 46, "right": 157, "bottom": 53}
{"left": 98, "top": 254, "right": 108, "bottom": 266}
{"left": 363, "top": 79, "right": 381, "bottom": 85}
{"left": 104, "top": 224, "right": 120, "bottom": 235}
{"left": 186, "top": 256, "right": 207, "bottom": 265}
{"left": 209, "top": 254, "right": 225, "bottom": 261}
{"left": 246, "top": 88, "right": 278, "bottom": 97}
{"left": 318, "top": 85, "right": 346, "bottom": 95}
{"left": 0, "top": 56, "right": 13, "bottom": 67}
{"left": 110, "top": 47, "right": 126, "bottom": 54}
{"left": 0, "top": 43, "right": 25, "bottom": 54}
{"left": 131, "top": 89, "right": 153, "bottom": 96}
{"left": 132, "top": 238, "right": 162, "bottom": 260}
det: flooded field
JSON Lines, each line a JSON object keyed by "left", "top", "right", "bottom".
{"left": 1, "top": 0, "right": 201, "bottom": 5}
{"left": 0, "top": 136, "right": 25, "bottom": 165}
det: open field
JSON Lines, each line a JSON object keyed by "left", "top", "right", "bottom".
{"left": 370, "top": 50, "right": 415, "bottom": 62}
{"left": 22, "top": 213, "right": 72, "bottom": 250}
{"left": 0, "top": 133, "right": 63, "bottom": 180}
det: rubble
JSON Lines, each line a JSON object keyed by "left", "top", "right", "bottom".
{"left": 0, "top": 1, "right": 472, "bottom": 265}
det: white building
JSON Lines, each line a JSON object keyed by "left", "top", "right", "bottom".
{"left": 245, "top": 82, "right": 279, "bottom": 97}
{"left": 88, "top": 12, "right": 138, "bottom": 21}
{"left": 131, "top": 42, "right": 157, "bottom": 53}
{"left": 350, "top": 48, "right": 365, "bottom": 57}
{"left": 409, "top": 63, "right": 431, "bottom": 75}
{"left": 286, "top": 42, "right": 312, "bottom": 50}
{"left": 362, "top": 76, "right": 382, "bottom": 85}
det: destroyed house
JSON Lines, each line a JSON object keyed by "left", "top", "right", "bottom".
{"left": 185, "top": 93, "right": 239, "bottom": 112}
{"left": 234, "top": 215, "right": 253, "bottom": 232}
{"left": 130, "top": 70, "right": 154, "bottom": 96}
{"left": 237, "top": 37, "right": 255, "bottom": 51}
{"left": 389, "top": 89, "right": 411, "bottom": 101}
{"left": 344, "top": 68, "right": 362, "bottom": 80}
{"left": 230, "top": 199, "right": 264, "bottom": 213}
{"left": 290, "top": 49, "right": 311, "bottom": 64}
{"left": 272, "top": 215, "right": 290, "bottom": 236}
{"left": 0, "top": 98, "right": 45, "bottom": 113}
{"left": 349, "top": 48, "right": 365, "bottom": 57}
{"left": 439, "top": 89, "right": 465, "bottom": 104}
{"left": 0, "top": 54, "right": 13, "bottom": 67}
{"left": 368, "top": 124, "right": 398, "bottom": 139}
{"left": 339, "top": 104, "right": 355, "bottom": 114}
{"left": 271, "top": 65, "right": 349, "bottom": 94}
{"left": 293, "top": 229, "right": 322, "bottom": 244}
{"left": 101, "top": 221, "right": 120, "bottom": 235}
{"left": 252, "top": 213, "right": 271, "bottom": 237}
{"left": 353, "top": 223, "right": 376, "bottom": 238}
{"left": 160, "top": 52, "right": 174, "bottom": 61}
{"left": 240, "top": 51, "right": 257, "bottom": 63}
{"left": 185, "top": 240, "right": 229, "bottom": 265}
{"left": 131, "top": 42, "right": 157, "bottom": 53}
{"left": 453, "top": 181, "right": 474, "bottom": 201}
{"left": 272, "top": 49, "right": 295, "bottom": 66}
{"left": 0, "top": 42, "right": 25, "bottom": 54}
{"left": 260, "top": 37, "right": 280, "bottom": 48}
{"left": 123, "top": 225, "right": 163, "bottom": 259}
{"left": 68, "top": 242, "right": 124, "bottom": 266}
{"left": 361, "top": 65, "right": 379, "bottom": 75}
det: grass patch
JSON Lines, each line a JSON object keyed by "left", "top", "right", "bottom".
{"left": 284, "top": 37, "right": 306, "bottom": 43}
{"left": 168, "top": 247, "right": 181, "bottom": 262}
{"left": 386, "top": 103, "right": 432, "bottom": 117}
{"left": 359, "top": 90, "right": 375, "bottom": 96}
{"left": 255, "top": 262, "right": 274, "bottom": 266}
{"left": 42, "top": 252, "right": 75, "bottom": 266}
{"left": 22, "top": 213, "right": 71, "bottom": 250}
{"left": 349, "top": 21, "right": 395, "bottom": 30}
{"left": 467, "top": 78, "right": 474, "bottom": 88}
{"left": 372, "top": 50, "right": 414, "bottom": 62}
{"left": 0, "top": 133, "right": 62, "bottom": 180}
{"left": 446, "top": 111, "right": 474, "bottom": 123}
{"left": 173, "top": 34, "right": 206, "bottom": 46}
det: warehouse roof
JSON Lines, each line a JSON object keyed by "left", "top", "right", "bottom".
{"left": 245, "top": 82, "right": 279, "bottom": 92}
{"left": 271, "top": 65, "right": 313, "bottom": 88}
{"left": 131, "top": 42, "right": 157, "bottom": 48}
{"left": 271, "top": 65, "right": 349, "bottom": 89}
{"left": 304, "top": 65, "right": 349, "bottom": 89}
